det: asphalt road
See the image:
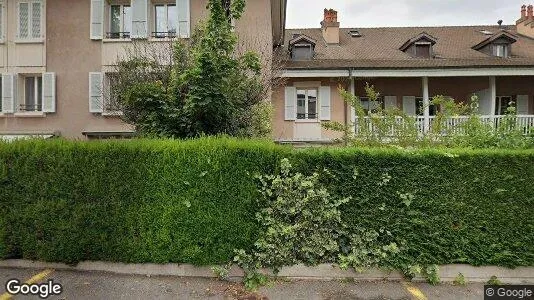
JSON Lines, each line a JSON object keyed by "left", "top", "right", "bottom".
{"left": 0, "top": 267, "right": 487, "bottom": 300}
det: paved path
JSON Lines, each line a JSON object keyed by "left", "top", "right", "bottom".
{"left": 0, "top": 267, "right": 487, "bottom": 299}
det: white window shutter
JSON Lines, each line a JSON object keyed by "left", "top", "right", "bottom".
{"left": 403, "top": 96, "right": 416, "bottom": 115}
{"left": 89, "top": 72, "right": 103, "bottom": 113}
{"left": 516, "top": 95, "right": 529, "bottom": 115}
{"left": 18, "top": 2, "right": 29, "bottom": 39}
{"left": 384, "top": 96, "right": 397, "bottom": 109}
{"left": 284, "top": 86, "right": 296, "bottom": 121}
{"left": 176, "top": 0, "right": 190, "bottom": 38}
{"left": 319, "top": 86, "right": 331, "bottom": 121}
{"left": 42, "top": 72, "right": 56, "bottom": 113}
{"left": 31, "top": 2, "right": 41, "bottom": 38}
{"left": 1, "top": 74, "right": 15, "bottom": 113}
{"left": 90, "top": 0, "right": 104, "bottom": 40}
{"left": 131, "top": 0, "right": 148, "bottom": 39}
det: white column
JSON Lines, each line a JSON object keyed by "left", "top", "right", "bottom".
{"left": 349, "top": 77, "right": 356, "bottom": 132}
{"left": 422, "top": 76, "right": 430, "bottom": 132}
{"left": 490, "top": 76, "right": 497, "bottom": 118}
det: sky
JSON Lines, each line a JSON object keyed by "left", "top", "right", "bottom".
{"left": 286, "top": 0, "right": 527, "bottom": 29}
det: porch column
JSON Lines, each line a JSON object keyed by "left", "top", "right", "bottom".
{"left": 489, "top": 76, "right": 497, "bottom": 119}
{"left": 349, "top": 76, "right": 356, "bottom": 132}
{"left": 422, "top": 76, "right": 430, "bottom": 132}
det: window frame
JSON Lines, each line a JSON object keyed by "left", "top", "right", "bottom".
{"left": 415, "top": 97, "right": 439, "bottom": 116}
{"left": 108, "top": 4, "right": 131, "bottom": 39}
{"left": 152, "top": 3, "right": 177, "bottom": 38}
{"left": 21, "top": 75, "right": 43, "bottom": 112}
{"left": 492, "top": 44, "right": 508, "bottom": 58}
{"left": 296, "top": 88, "right": 319, "bottom": 121}
{"left": 17, "top": 0, "right": 43, "bottom": 41}
{"left": 496, "top": 95, "right": 513, "bottom": 115}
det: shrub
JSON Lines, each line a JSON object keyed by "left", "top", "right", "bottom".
{"left": 0, "top": 138, "right": 533, "bottom": 271}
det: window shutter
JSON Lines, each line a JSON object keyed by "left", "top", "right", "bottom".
{"left": 90, "top": 0, "right": 104, "bottom": 40}
{"left": 0, "top": 2, "right": 4, "bottom": 41}
{"left": 403, "top": 96, "right": 416, "bottom": 115}
{"left": 1, "top": 74, "right": 15, "bottom": 113}
{"left": 89, "top": 72, "right": 103, "bottom": 113}
{"left": 18, "top": 2, "right": 29, "bottom": 39}
{"left": 517, "top": 95, "right": 529, "bottom": 115}
{"left": 284, "top": 86, "right": 296, "bottom": 121}
{"left": 176, "top": 0, "right": 190, "bottom": 38}
{"left": 42, "top": 72, "right": 56, "bottom": 113}
{"left": 131, "top": 0, "right": 148, "bottom": 39}
{"left": 384, "top": 96, "right": 397, "bottom": 109}
{"left": 319, "top": 86, "right": 331, "bottom": 121}
{"left": 31, "top": 1, "right": 41, "bottom": 38}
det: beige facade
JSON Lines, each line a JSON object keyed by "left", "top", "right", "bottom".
{"left": 0, "top": 0, "right": 284, "bottom": 139}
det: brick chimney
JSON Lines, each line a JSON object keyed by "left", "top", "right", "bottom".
{"left": 517, "top": 4, "right": 534, "bottom": 38}
{"left": 321, "top": 9, "right": 340, "bottom": 44}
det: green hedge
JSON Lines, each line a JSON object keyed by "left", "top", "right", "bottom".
{"left": 0, "top": 138, "right": 533, "bottom": 268}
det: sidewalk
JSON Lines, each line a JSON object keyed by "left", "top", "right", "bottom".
{"left": 0, "top": 267, "right": 487, "bottom": 300}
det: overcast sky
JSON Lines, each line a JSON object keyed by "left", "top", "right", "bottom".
{"left": 286, "top": 0, "right": 527, "bottom": 28}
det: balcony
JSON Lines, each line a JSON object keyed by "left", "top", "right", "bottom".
{"left": 354, "top": 115, "right": 534, "bottom": 136}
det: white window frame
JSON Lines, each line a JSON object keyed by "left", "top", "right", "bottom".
{"left": 22, "top": 75, "right": 43, "bottom": 112}
{"left": 496, "top": 95, "right": 513, "bottom": 115}
{"left": 108, "top": 4, "right": 131, "bottom": 39}
{"left": 153, "top": 3, "right": 177, "bottom": 38}
{"left": 493, "top": 44, "right": 508, "bottom": 58}
{"left": 296, "top": 88, "right": 319, "bottom": 121}
{"left": 17, "top": 0, "right": 43, "bottom": 41}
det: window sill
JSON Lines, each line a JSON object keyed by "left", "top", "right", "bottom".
{"left": 14, "top": 38, "right": 45, "bottom": 44}
{"left": 295, "top": 119, "right": 321, "bottom": 123}
{"left": 103, "top": 38, "right": 132, "bottom": 43}
{"left": 149, "top": 37, "right": 178, "bottom": 42}
{"left": 14, "top": 112, "right": 46, "bottom": 118}
{"left": 102, "top": 111, "right": 124, "bottom": 117}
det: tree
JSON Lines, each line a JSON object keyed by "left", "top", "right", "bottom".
{"left": 110, "top": 0, "right": 274, "bottom": 138}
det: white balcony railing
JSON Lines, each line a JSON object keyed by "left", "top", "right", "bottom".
{"left": 354, "top": 115, "right": 534, "bottom": 136}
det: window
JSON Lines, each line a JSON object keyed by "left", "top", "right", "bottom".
{"left": 416, "top": 97, "right": 438, "bottom": 116}
{"left": 496, "top": 96, "right": 513, "bottom": 115}
{"left": 22, "top": 76, "right": 42, "bottom": 112}
{"left": 104, "top": 73, "right": 122, "bottom": 112}
{"left": 415, "top": 43, "right": 431, "bottom": 59}
{"left": 18, "top": 1, "right": 42, "bottom": 39}
{"left": 0, "top": 77, "right": 2, "bottom": 112}
{"left": 296, "top": 89, "right": 318, "bottom": 120}
{"left": 153, "top": 4, "right": 177, "bottom": 38}
{"left": 108, "top": 5, "right": 131, "bottom": 39}
{"left": 493, "top": 44, "right": 508, "bottom": 58}
{"left": 359, "top": 97, "right": 383, "bottom": 114}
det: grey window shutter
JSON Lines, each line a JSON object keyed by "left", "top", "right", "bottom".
{"left": 403, "top": 96, "right": 416, "bottom": 115}
{"left": 131, "top": 0, "right": 148, "bottom": 39}
{"left": 384, "top": 96, "right": 397, "bottom": 109}
{"left": 89, "top": 72, "right": 103, "bottom": 113}
{"left": 516, "top": 95, "right": 529, "bottom": 115}
{"left": 31, "top": 1, "right": 41, "bottom": 38}
{"left": 284, "top": 86, "right": 296, "bottom": 121}
{"left": 176, "top": 0, "right": 190, "bottom": 38}
{"left": 42, "top": 72, "right": 56, "bottom": 113}
{"left": 319, "top": 86, "right": 331, "bottom": 121}
{"left": 90, "top": 0, "right": 103, "bottom": 40}
{"left": 18, "top": 2, "right": 29, "bottom": 39}
{"left": 1, "top": 74, "right": 15, "bottom": 113}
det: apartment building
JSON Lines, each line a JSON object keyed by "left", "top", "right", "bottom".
{"left": 0, "top": 0, "right": 287, "bottom": 139}
{"left": 274, "top": 6, "right": 534, "bottom": 142}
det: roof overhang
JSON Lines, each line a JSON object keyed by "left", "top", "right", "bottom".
{"left": 281, "top": 67, "right": 534, "bottom": 78}
{"left": 271, "top": 0, "right": 288, "bottom": 47}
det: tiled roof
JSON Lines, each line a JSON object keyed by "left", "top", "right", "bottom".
{"left": 279, "top": 25, "right": 534, "bottom": 69}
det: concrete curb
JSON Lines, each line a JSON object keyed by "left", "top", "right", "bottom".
{"left": 0, "top": 260, "right": 533, "bottom": 284}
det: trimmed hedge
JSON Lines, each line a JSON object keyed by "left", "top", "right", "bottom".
{"left": 0, "top": 138, "right": 533, "bottom": 268}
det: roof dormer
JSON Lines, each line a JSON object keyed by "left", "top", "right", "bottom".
{"left": 472, "top": 31, "right": 517, "bottom": 58}
{"left": 288, "top": 34, "right": 317, "bottom": 60}
{"left": 399, "top": 32, "right": 438, "bottom": 59}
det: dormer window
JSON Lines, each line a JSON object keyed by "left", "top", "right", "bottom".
{"left": 472, "top": 31, "right": 517, "bottom": 58}
{"left": 399, "top": 32, "right": 438, "bottom": 59}
{"left": 288, "top": 34, "right": 317, "bottom": 61}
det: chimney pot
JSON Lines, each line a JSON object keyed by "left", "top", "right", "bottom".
{"left": 521, "top": 5, "right": 527, "bottom": 18}
{"left": 529, "top": 5, "right": 534, "bottom": 18}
